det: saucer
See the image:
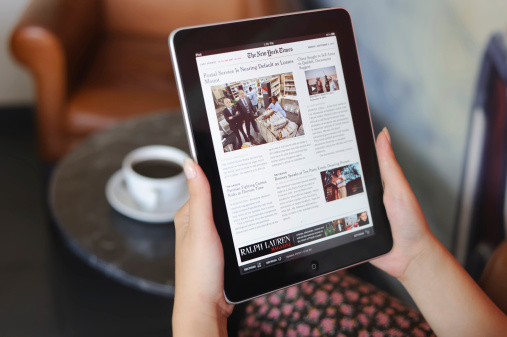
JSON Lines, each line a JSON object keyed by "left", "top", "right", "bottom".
{"left": 105, "top": 170, "right": 188, "bottom": 223}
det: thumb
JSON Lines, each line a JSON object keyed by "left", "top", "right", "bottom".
{"left": 376, "top": 128, "right": 411, "bottom": 197}
{"left": 183, "top": 158, "right": 214, "bottom": 227}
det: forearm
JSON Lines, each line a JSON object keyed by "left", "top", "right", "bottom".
{"left": 400, "top": 236, "right": 507, "bottom": 337}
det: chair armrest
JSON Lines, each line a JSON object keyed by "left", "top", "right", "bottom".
{"left": 10, "top": 0, "right": 103, "bottom": 159}
{"left": 480, "top": 240, "right": 507, "bottom": 314}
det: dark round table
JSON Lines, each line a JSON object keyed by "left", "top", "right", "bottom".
{"left": 50, "top": 112, "right": 189, "bottom": 297}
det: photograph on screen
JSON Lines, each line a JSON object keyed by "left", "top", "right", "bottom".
{"left": 324, "top": 211, "right": 370, "bottom": 237}
{"left": 211, "top": 72, "right": 304, "bottom": 152}
{"left": 320, "top": 162, "right": 364, "bottom": 202}
{"left": 305, "top": 66, "right": 339, "bottom": 96}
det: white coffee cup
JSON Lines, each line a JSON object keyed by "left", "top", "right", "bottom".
{"left": 122, "top": 145, "right": 189, "bottom": 211}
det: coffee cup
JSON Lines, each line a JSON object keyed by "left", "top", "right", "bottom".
{"left": 122, "top": 145, "right": 189, "bottom": 211}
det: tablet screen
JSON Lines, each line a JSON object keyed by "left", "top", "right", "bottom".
{"left": 195, "top": 32, "right": 375, "bottom": 275}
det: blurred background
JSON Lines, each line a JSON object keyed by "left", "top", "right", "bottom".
{"left": 0, "top": 0, "right": 506, "bottom": 336}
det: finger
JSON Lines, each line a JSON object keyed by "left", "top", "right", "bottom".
{"left": 376, "top": 128, "right": 411, "bottom": 196}
{"left": 183, "top": 158, "right": 214, "bottom": 227}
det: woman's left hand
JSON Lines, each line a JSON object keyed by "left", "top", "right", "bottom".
{"left": 173, "top": 159, "right": 234, "bottom": 337}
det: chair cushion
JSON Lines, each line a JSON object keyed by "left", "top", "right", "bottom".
{"left": 238, "top": 271, "right": 435, "bottom": 336}
{"left": 66, "top": 34, "right": 180, "bottom": 135}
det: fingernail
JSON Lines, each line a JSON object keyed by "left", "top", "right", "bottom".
{"left": 183, "top": 158, "right": 196, "bottom": 179}
{"left": 383, "top": 127, "right": 391, "bottom": 145}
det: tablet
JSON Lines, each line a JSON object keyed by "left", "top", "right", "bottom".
{"left": 169, "top": 7, "right": 392, "bottom": 303}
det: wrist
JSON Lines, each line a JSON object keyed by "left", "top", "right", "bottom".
{"left": 173, "top": 316, "right": 227, "bottom": 337}
{"left": 173, "top": 300, "right": 229, "bottom": 337}
{"left": 397, "top": 234, "right": 443, "bottom": 285}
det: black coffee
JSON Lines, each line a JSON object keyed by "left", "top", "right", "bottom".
{"left": 132, "top": 160, "right": 183, "bottom": 179}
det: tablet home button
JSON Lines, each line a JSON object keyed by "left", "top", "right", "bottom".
{"left": 310, "top": 261, "right": 319, "bottom": 271}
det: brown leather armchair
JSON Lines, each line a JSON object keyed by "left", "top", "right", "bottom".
{"left": 11, "top": 0, "right": 279, "bottom": 160}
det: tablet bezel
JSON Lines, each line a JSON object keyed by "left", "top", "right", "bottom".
{"left": 170, "top": 7, "right": 392, "bottom": 303}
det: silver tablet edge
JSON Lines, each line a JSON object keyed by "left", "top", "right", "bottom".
{"left": 348, "top": 10, "right": 391, "bottom": 240}
{"left": 168, "top": 7, "right": 391, "bottom": 305}
{"left": 348, "top": 11, "right": 378, "bottom": 167}
{"left": 169, "top": 30, "right": 199, "bottom": 163}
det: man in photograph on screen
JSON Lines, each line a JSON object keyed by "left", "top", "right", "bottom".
{"left": 332, "top": 169, "right": 347, "bottom": 199}
{"left": 267, "top": 96, "right": 287, "bottom": 118}
{"left": 237, "top": 89, "right": 259, "bottom": 140}
{"left": 329, "top": 77, "right": 337, "bottom": 91}
{"left": 222, "top": 98, "right": 248, "bottom": 149}
{"left": 248, "top": 87, "right": 258, "bottom": 116}
{"left": 333, "top": 218, "right": 346, "bottom": 233}
{"left": 316, "top": 77, "right": 324, "bottom": 93}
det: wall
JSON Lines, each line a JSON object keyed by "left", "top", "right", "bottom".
{"left": 0, "top": 0, "right": 34, "bottom": 106}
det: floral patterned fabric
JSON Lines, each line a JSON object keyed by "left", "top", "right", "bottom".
{"left": 238, "top": 271, "right": 435, "bottom": 337}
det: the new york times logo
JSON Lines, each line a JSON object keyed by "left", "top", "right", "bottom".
{"left": 247, "top": 47, "right": 293, "bottom": 59}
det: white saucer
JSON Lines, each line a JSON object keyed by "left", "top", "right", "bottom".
{"left": 105, "top": 170, "right": 188, "bottom": 223}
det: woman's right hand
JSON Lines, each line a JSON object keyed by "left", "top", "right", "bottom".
{"left": 371, "top": 128, "right": 507, "bottom": 337}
